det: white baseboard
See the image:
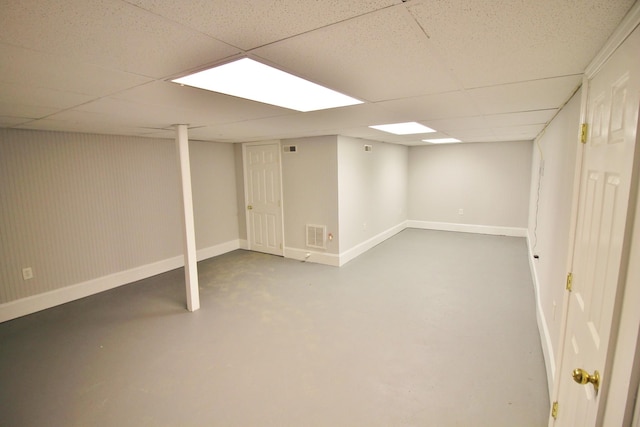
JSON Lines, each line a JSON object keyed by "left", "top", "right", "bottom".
{"left": 196, "top": 239, "right": 241, "bottom": 261}
{"left": 284, "top": 247, "right": 340, "bottom": 267}
{"left": 239, "top": 239, "right": 249, "bottom": 250}
{"left": 339, "top": 221, "right": 407, "bottom": 266}
{"left": 284, "top": 222, "right": 408, "bottom": 267}
{"left": 407, "top": 220, "right": 527, "bottom": 237}
{"left": 0, "top": 239, "right": 241, "bottom": 323}
{"left": 526, "top": 232, "right": 555, "bottom": 399}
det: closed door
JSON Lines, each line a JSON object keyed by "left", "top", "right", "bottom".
{"left": 244, "top": 142, "right": 284, "bottom": 256}
{"left": 554, "top": 25, "right": 640, "bottom": 426}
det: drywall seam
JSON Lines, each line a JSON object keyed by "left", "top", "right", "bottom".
{"left": 0, "top": 239, "right": 241, "bottom": 323}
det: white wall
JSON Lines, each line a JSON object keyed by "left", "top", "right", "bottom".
{"left": 408, "top": 141, "right": 532, "bottom": 230}
{"left": 281, "top": 136, "right": 340, "bottom": 256}
{"left": 190, "top": 140, "right": 240, "bottom": 248}
{"left": 1, "top": 127, "right": 541, "bottom": 317}
{"left": 527, "top": 89, "right": 581, "bottom": 388}
{"left": 0, "top": 129, "right": 240, "bottom": 318}
{"left": 337, "top": 136, "right": 408, "bottom": 259}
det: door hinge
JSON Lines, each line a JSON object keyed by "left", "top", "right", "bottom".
{"left": 580, "top": 123, "right": 588, "bottom": 144}
{"left": 566, "top": 272, "right": 573, "bottom": 292}
{"left": 552, "top": 401, "right": 559, "bottom": 420}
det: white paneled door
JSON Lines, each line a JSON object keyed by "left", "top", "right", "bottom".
{"left": 554, "top": 25, "right": 640, "bottom": 426}
{"left": 244, "top": 142, "right": 284, "bottom": 256}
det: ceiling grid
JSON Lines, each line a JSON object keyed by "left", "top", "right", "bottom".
{"left": 0, "top": 0, "right": 636, "bottom": 144}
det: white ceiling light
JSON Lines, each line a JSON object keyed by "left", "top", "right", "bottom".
{"left": 172, "top": 58, "right": 363, "bottom": 112}
{"left": 369, "top": 122, "right": 436, "bottom": 135}
{"left": 423, "top": 138, "right": 461, "bottom": 144}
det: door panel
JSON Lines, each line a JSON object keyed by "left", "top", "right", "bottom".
{"left": 554, "top": 25, "right": 640, "bottom": 426}
{"left": 245, "top": 143, "right": 284, "bottom": 256}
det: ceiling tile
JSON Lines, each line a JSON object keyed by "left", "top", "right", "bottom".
{"left": 484, "top": 109, "right": 558, "bottom": 127}
{"left": 126, "top": 0, "right": 400, "bottom": 50}
{"left": 110, "top": 81, "right": 290, "bottom": 123}
{"left": 0, "top": 44, "right": 152, "bottom": 97}
{"left": 16, "top": 117, "right": 155, "bottom": 137}
{"left": 46, "top": 98, "right": 244, "bottom": 131}
{"left": 0, "top": 82, "right": 94, "bottom": 111}
{"left": 187, "top": 103, "right": 395, "bottom": 142}
{"left": 0, "top": 0, "right": 239, "bottom": 78}
{"left": 337, "top": 127, "right": 393, "bottom": 141}
{"left": 423, "top": 116, "right": 490, "bottom": 132}
{"left": 0, "top": 116, "right": 33, "bottom": 127}
{"left": 0, "top": 101, "right": 62, "bottom": 120}
{"left": 408, "top": 0, "right": 635, "bottom": 88}
{"left": 446, "top": 129, "right": 497, "bottom": 142}
{"left": 468, "top": 76, "right": 582, "bottom": 115}
{"left": 492, "top": 124, "right": 546, "bottom": 139}
{"left": 18, "top": 109, "right": 151, "bottom": 131}
{"left": 380, "top": 91, "right": 482, "bottom": 120}
{"left": 366, "top": 131, "right": 451, "bottom": 145}
{"left": 253, "top": 5, "right": 458, "bottom": 102}
{"left": 1, "top": 1, "right": 634, "bottom": 144}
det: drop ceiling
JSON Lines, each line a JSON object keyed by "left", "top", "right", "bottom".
{"left": 0, "top": 0, "right": 636, "bottom": 145}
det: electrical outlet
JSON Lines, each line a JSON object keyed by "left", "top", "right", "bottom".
{"left": 22, "top": 267, "right": 34, "bottom": 280}
{"left": 458, "top": 208, "right": 464, "bottom": 215}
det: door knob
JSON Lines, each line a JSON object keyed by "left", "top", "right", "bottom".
{"left": 572, "top": 368, "right": 600, "bottom": 393}
{"left": 247, "top": 205, "right": 253, "bottom": 210}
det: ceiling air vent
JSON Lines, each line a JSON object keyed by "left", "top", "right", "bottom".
{"left": 306, "top": 224, "right": 326, "bottom": 249}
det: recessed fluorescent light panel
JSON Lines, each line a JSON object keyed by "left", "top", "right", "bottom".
{"left": 423, "top": 138, "right": 461, "bottom": 144}
{"left": 172, "top": 58, "right": 362, "bottom": 112}
{"left": 369, "top": 122, "right": 436, "bottom": 135}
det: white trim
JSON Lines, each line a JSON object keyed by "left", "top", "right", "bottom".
{"left": 339, "top": 221, "right": 407, "bottom": 266}
{"left": 284, "top": 247, "right": 340, "bottom": 267}
{"left": 196, "top": 239, "right": 242, "bottom": 261}
{"left": 549, "top": 77, "right": 589, "bottom": 413}
{"left": 585, "top": 2, "right": 640, "bottom": 78}
{"left": 407, "top": 220, "right": 527, "bottom": 237}
{"left": 0, "top": 240, "right": 241, "bottom": 323}
{"left": 239, "top": 239, "right": 249, "bottom": 250}
{"left": 526, "top": 231, "right": 556, "bottom": 398}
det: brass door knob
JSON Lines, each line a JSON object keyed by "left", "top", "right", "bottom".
{"left": 572, "top": 368, "right": 600, "bottom": 393}
{"left": 247, "top": 205, "right": 253, "bottom": 210}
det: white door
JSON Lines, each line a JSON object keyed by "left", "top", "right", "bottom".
{"left": 553, "top": 25, "right": 640, "bottom": 426}
{"left": 244, "top": 142, "right": 284, "bottom": 256}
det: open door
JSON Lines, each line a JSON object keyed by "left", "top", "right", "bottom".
{"left": 552, "top": 24, "right": 640, "bottom": 426}
{"left": 243, "top": 141, "right": 285, "bottom": 256}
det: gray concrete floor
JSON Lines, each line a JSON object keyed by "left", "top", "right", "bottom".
{"left": 0, "top": 229, "right": 549, "bottom": 426}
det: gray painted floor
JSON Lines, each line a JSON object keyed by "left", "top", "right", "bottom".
{"left": 0, "top": 229, "right": 549, "bottom": 426}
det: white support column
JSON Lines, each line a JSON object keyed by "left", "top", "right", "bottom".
{"left": 175, "top": 124, "right": 200, "bottom": 312}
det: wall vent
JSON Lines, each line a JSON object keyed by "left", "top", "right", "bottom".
{"left": 283, "top": 145, "right": 297, "bottom": 153}
{"left": 306, "top": 224, "right": 326, "bottom": 249}
{"left": 364, "top": 144, "right": 373, "bottom": 152}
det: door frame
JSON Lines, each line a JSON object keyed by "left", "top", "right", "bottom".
{"left": 550, "top": 7, "right": 640, "bottom": 424}
{"left": 242, "top": 140, "right": 286, "bottom": 255}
